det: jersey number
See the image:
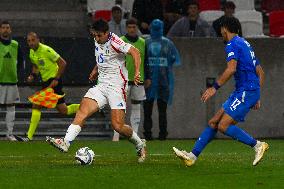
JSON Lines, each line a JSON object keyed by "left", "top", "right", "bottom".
{"left": 230, "top": 98, "right": 241, "bottom": 111}
{"left": 97, "top": 53, "right": 104, "bottom": 63}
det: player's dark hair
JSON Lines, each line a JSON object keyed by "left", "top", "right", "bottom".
{"left": 126, "top": 18, "right": 138, "bottom": 26}
{"left": 182, "top": 0, "right": 199, "bottom": 15}
{"left": 221, "top": 17, "right": 241, "bottom": 34}
{"left": 111, "top": 5, "right": 122, "bottom": 12}
{"left": 91, "top": 19, "right": 109, "bottom": 32}
{"left": 1, "top": 20, "right": 10, "bottom": 27}
{"left": 223, "top": 1, "right": 236, "bottom": 9}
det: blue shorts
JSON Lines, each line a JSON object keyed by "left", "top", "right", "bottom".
{"left": 222, "top": 89, "right": 260, "bottom": 122}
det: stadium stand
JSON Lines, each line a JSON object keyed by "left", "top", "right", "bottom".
{"left": 235, "top": 10, "right": 265, "bottom": 37}
{"left": 87, "top": 0, "right": 115, "bottom": 14}
{"left": 269, "top": 11, "right": 284, "bottom": 37}
{"left": 199, "top": 10, "right": 224, "bottom": 26}
{"left": 231, "top": 0, "right": 255, "bottom": 11}
{"left": 198, "top": 0, "right": 221, "bottom": 11}
{"left": 92, "top": 10, "right": 112, "bottom": 22}
{"left": 0, "top": 0, "right": 88, "bottom": 37}
{"left": 261, "top": 0, "right": 284, "bottom": 14}
{"left": 0, "top": 104, "right": 112, "bottom": 139}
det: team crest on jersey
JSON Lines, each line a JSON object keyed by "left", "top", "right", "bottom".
{"left": 39, "top": 59, "right": 45, "bottom": 66}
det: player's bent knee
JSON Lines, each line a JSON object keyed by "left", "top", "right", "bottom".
{"left": 74, "top": 110, "right": 88, "bottom": 123}
{"left": 57, "top": 107, "right": 68, "bottom": 115}
{"left": 112, "top": 123, "right": 123, "bottom": 133}
{"left": 217, "top": 124, "right": 228, "bottom": 133}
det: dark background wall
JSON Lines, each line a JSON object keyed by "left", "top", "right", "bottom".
{"left": 165, "top": 38, "right": 284, "bottom": 138}
{"left": 16, "top": 37, "right": 284, "bottom": 138}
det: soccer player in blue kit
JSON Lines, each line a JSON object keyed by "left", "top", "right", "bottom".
{"left": 173, "top": 17, "right": 268, "bottom": 166}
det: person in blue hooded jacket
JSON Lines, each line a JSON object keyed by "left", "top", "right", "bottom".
{"left": 143, "top": 19, "right": 181, "bottom": 140}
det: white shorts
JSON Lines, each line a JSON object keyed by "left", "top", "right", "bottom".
{"left": 0, "top": 85, "right": 20, "bottom": 104}
{"left": 84, "top": 84, "right": 127, "bottom": 109}
{"left": 127, "top": 85, "right": 146, "bottom": 101}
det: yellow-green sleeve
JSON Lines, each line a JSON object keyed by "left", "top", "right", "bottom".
{"left": 46, "top": 47, "right": 60, "bottom": 63}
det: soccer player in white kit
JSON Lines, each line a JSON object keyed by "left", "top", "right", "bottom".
{"left": 47, "top": 19, "right": 146, "bottom": 163}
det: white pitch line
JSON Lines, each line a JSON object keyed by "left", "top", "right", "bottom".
{"left": 0, "top": 154, "right": 173, "bottom": 158}
{"left": 149, "top": 153, "right": 173, "bottom": 156}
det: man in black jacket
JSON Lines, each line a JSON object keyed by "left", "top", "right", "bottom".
{"left": 213, "top": 1, "right": 242, "bottom": 37}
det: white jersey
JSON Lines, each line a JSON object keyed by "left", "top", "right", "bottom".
{"left": 94, "top": 32, "right": 132, "bottom": 88}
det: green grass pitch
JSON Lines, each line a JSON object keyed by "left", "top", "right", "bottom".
{"left": 0, "top": 139, "right": 282, "bottom": 189}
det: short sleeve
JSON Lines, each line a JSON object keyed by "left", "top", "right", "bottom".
{"left": 225, "top": 43, "right": 239, "bottom": 62}
{"left": 111, "top": 34, "right": 132, "bottom": 54}
{"left": 46, "top": 47, "right": 60, "bottom": 62}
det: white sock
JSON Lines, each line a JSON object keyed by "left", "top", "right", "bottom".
{"left": 112, "top": 130, "right": 120, "bottom": 141}
{"left": 130, "top": 103, "right": 141, "bottom": 134}
{"left": 129, "top": 131, "right": 143, "bottom": 147}
{"left": 6, "top": 106, "right": 15, "bottom": 136}
{"left": 188, "top": 152, "right": 197, "bottom": 160}
{"left": 253, "top": 140, "right": 261, "bottom": 151}
{"left": 64, "top": 124, "right": 81, "bottom": 145}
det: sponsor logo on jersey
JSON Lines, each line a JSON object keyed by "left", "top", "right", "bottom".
{"left": 3, "top": 52, "right": 11, "bottom": 58}
{"left": 39, "top": 59, "right": 45, "bottom": 66}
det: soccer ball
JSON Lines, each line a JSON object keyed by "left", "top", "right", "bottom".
{"left": 75, "top": 147, "right": 95, "bottom": 165}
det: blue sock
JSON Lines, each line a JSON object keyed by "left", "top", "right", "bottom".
{"left": 224, "top": 125, "right": 257, "bottom": 147}
{"left": 192, "top": 126, "right": 217, "bottom": 157}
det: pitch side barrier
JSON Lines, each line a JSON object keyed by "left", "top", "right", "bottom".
{"left": 13, "top": 37, "right": 284, "bottom": 138}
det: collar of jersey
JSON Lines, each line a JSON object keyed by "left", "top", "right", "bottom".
{"left": 228, "top": 35, "right": 239, "bottom": 43}
{"left": 0, "top": 37, "right": 11, "bottom": 45}
{"left": 95, "top": 32, "right": 112, "bottom": 45}
{"left": 34, "top": 43, "right": 43, "bottom": 53}
{"left": 107, "top": 32, "right": 112, "bottom": 42}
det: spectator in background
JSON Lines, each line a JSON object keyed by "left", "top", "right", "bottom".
{"left": 116, "top": 0, "right": 135, "bottom": 18}
{"left": 167, "top": 0, "right": 215, "bottom": 37}
{"left": 0, "top": 21, "right": 23, "bottom": 141}
{"left": 113, "top": 18, "right": 146, "bottom": 141}
{"left": 213, "top": 1, "right": 242, "bottom": 37}
{"left": 143, "top": 19, "right": 180, "bottom": 140}
{"left": 132, "top": 0, "right": 163, "bottom": 34}
{"left": 109, "top": 5, "right": 142, "bottom": 36}
{"left": 161, "top": 0, "right": 184, "bottom": 34}
{"left": 108, "top": 5, "right": 127, "bottom": 36}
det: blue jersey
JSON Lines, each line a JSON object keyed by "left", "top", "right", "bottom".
{"left": 225, "top": 36, "right": 260, "bottom": 91}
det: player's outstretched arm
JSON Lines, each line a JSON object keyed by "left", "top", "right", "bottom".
{"left": 48, "top": 57, "right": 66, "bottom": 88}
{"left": 55, "top": 57, "right": 67, "bottom": 80}
{"left": 215, "top": 59, "right": 237, "bottom": 87}
{"left": 256, "top": 65, "right": 265, "bottom": 87}
{"left": 252, "top": 65, "right": 265, "bottom": 110}
{"left": 89, "top": 65, "right": 98, "bottom": 81}
{"left": 27, "top": 65, "right": 39, "bottom": 82}
{"left": 128, "top": 46, "right": 141, "bottom": 86}
{"left": 201, "top": 59, "right": 237, "bottom": 102}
